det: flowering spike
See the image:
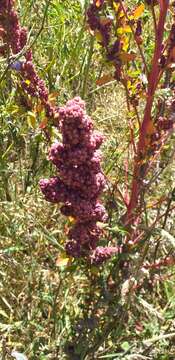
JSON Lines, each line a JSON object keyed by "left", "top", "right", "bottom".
{"left": 40, "top": 97, "right": 108, "bottom": 259}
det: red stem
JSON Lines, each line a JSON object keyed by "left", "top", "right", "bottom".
{"left": 125, "top": 2, "right": 169, "bottom": 225}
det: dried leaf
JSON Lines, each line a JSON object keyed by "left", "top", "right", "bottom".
{"left": 95, "top": 0, "right": 102, "bottom": 8}
{"left": 139, "top": 298, "right": 164, "bottom": 320}
{"left": 39, "top": 118, "right": 48, "bottom": 129}
{"left": 68, "top": 216, "right": 76, "bottom": 223}
{"left": 96, "top": 74, "right": 114, "bottom": 86}
{"left": 48, "top": 92, "right": 59, "bottom": 106}
{"left": 100, "top": 17, "right": 112, "bottom": 26}
{"left": 56, "top": 256, "right": 71, "bottom": 267}
{"left": 119, "top": 52, "right": 136, "bottom": 63}
{"left": 11, "top": 351, "right": 28, "bottom": 360}
{"left": 35, "top": 103, "right": 44, "bottom": 113}
{"left": 133, "top": 4, "right": 145, "bottom": 19}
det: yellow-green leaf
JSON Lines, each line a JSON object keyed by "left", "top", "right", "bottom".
{"left": 121, "top": 35, "right": 129, "bottom": 51}
{"left": 113, "top": 1, "right": 120, "bottom": 11}
{"left": 94, "top": 30, "right": 103, "bottom": 43}
{"left": 117, "top": 25, "right": 132, "bottom": 35}
{"left": 56, "top": 256, "right": 71, "bottom": 267}
{"left": 27, "top": 111, "right": 36, "bottom": 129}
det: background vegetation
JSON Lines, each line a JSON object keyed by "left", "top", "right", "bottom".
{"left": 0, "top": 0, "right": 175, "bottom": 359}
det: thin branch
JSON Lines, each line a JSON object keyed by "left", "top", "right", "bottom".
{"left": 118, "top": 0, "right": 149, "bottom": 78}
{"left": 151, "top": 3, "right": 157, "bottom": 34}
{"left": 124, "top": 2, "right": 169, "bottom": 225}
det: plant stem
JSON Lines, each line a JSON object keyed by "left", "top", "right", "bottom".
{"left": 124, "top": 1, "right": 169, "bottom": 226}
{"left": 81, "top": 35, "right": 94, "bottom": 99}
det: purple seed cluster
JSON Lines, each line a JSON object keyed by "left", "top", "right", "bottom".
{"left": 0, "top": 0, "right": 56, "bottom": 118}
{"left": 39, "top": 97, "right": 108, "bottom": 258}
{"left": 0, "top": 0, "right": 28, "bottom": 56}
{"left": 90, "top": 246, "right": 119, "bottom": 265}
{"left": 87, "top": 1, "right": 111, "bottom": 48}
{"left": 20, "top": 61, "right": 55, "bottom": 117}
{"left": 0, "top": 1, "right": 119, "bottom": 265}
{"left": 86, "top": 1, "right": 122, "bottom": 81}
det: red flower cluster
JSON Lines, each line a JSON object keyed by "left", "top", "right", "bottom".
{"left": 40, "top": 97, "right": 108, "bottom": 259}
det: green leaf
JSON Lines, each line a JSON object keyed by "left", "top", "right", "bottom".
{"left": 27, "top": 111, "right": 36, "bottom": 129}
{"left": 121, "top": 341, "right": 130, "bottom": 351}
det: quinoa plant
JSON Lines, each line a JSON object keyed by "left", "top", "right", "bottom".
{"left": 0, "top": 1, "right": 175, "bottom": 359}
{"left": 61, "top": 1, "right": 175, "bottom": 357}
{"left": 39, "top": 96, "right": 120, "bottom": 263}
